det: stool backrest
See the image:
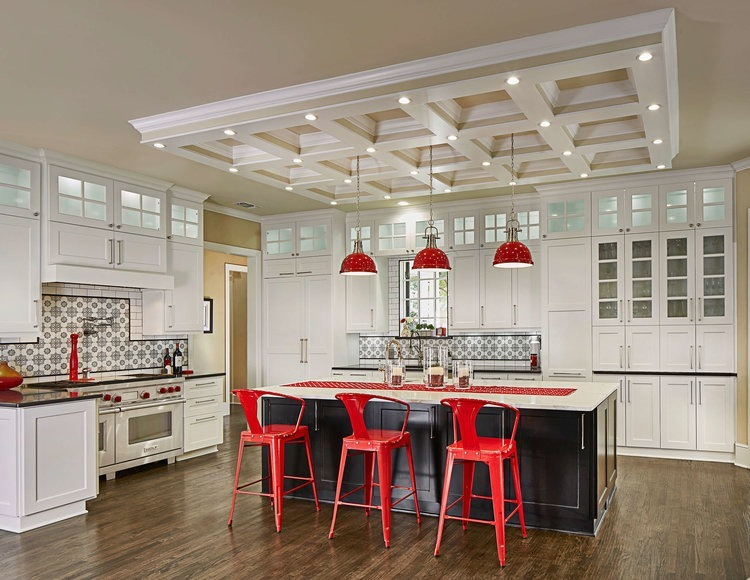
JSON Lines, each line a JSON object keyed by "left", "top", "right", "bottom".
{"left": 335, "top": 392, "right": 410, "bottom": 440}
{"left": 233, "top": 389, "right": 306, "bottom": 434}
{"left": 440, "top": 398, "right": 520, "bottom": 451}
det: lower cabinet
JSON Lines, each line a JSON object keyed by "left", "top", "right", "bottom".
{"left": 262, "top": 394, "right": 617, "bottom": 535}
{"left": 181, "top": 376, "right": 224, "bottom": 456}
{"left": 624, "top": 375, "right": 661, "bottom": 448}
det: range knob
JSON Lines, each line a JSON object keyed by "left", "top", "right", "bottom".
{"left": 141, "top": 391, "right": 151, "bottom": 399}
{"left": 174, "top": 386, "right": 181, "bottom": 393}
{"left": 103, "top": 394, "right": 112, "bottom": 401}
{"left": 168, "top": 386, "right": 175, "bottom": 393}
{"left": 159, "top": 387, "right": 168, "bottom": 394}
{"left": 113, "top": 395, "right": 122, "bottom": 403}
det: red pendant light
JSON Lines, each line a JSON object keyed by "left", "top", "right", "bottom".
{"left": 493, "top": 133, "right": 533, "bottom": 268}
{"left": 413, "top": 145, "right": 451, "bottom": 272}
{"left": 340, "top": 155, "right": 377, "bottom": 276}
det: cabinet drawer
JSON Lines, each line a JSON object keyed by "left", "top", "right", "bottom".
{"left": 296, "top": 256, "right": 331, "bottom": 276}
{"left": 185, "top": 395, "right": 221, "bottom": 417}
{"left": 185, "top": 377, "right": 223, "bottom": 398}
{"left": 184, "top": 414, "right": 223, "bottom": 452}
{"left": 264, "top": 258, "right": 297, "bottom": 278}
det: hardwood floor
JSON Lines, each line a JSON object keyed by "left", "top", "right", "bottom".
{"left": 1, "top": 407, "right": 749, "bottom": 579}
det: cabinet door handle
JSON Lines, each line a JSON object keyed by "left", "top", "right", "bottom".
{"left": 619, "top": 380, "right": 624, "bottom": 403}
{"left": 107, "top": 239, "right": 114, "bottom": 264}
{"left": 193, "top": 416, "right": 216, "bottom": 423}
{"left": 193, "top": 381, "right": 215, "bottom": 387}
{"left": 314, "top": 401, "right": 319, "bottom": 431}
{"left": 698, "top": 297, "right": 702, "bottom": 322}
{"left": 551, "top": 372, "right": 585, "bottom": 377}
{"left": 627, "top": 299, "right": 631, "bottom": 322}
{"left": 167, "top": 305, "right": 174, "bottom": 328}
{"left": 619, "top": 346, "right": 623, "bottom": 369}
{"left": 627, "top": 379, "right": 631, "bottom": 403}
{"left": 689, "top": 297, "right": 693, "bottom": 322}
{"left": 690, "top": 345, "right": 694, "bottom": 370}
{"left": 627, "top": 345, "right": 631, "bottom": 369}
{"left": 33, "top": 299, "right": 39, "bottom": 328}
{"left": 698, "top": 380, "right": 702, "bottom": 405}
{"left": 117, "top": 240, "right": 123, "bottom": 265}
{"left": 370, "top": 308, "right": 374, "bottom": 328}
{"left": 304, "top": 338, "right": 309, "bottom": 364}
{"left": 449, "top": 306, "right": 454, "bottom": 326}
{"left": 581, "top": 414, "right": 585, "bottom": 450}
{"left": 480, "top": 305, "right": 485, "bottom": 325}
{"left": 193, "top": 398, "right": 216, "bottom": 405}
{"left": 279, "top": 272, "right": 295, "bottom": 276}
{"left": 513, "top": 304, "right": 517, "bottom": 325}
{"left": 430, "top": 407, "right": 435, "bottom": 439}
{"left": 690, "top": 380, "right": 694, "bottom": 405}
{"left": 300, "top": 338, "right": 304, "bottom": 363}
{"left": 698, "top": 345, "right": 702, "bottom": 370}
{"left": 297, "top": 270, "right": 313, "bottom": 275}
{"left": 619, "top": 299, "right": 623, "bottom": 323}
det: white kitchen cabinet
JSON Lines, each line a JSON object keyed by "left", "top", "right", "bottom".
{"left": 263, "top": 217, "right": 331, "bottom": 259}
{"left": 695, "top": 376, "right": 735, "bottom": 452}
{"left": 414, "top": 217, "right": 446, "bottom": 250}
{"left": 480, "top": 206, "right": 541, "bottom": 250}
{"left": 543, "top": 237, "right": 591, "bottom": 310}
{"left": 480, "top": 250, "right": 513, "bottom": 328}
{"left": 264, "top": 275, "right": 332, "bottom": 385}
{"left": 0, "top": 152, "right": 41, "bottom": 219}
{"left": 591, "top": 186, "right": 659, "bottom": 236}
{"left": 180, "top": 376, "right": 224, "bottom": 457}
{"left": 694, "top": 228, "right": 734, "bottom": 325}
{"left": 541, "top": 192, "right": 590, "bottom": 240}
{"left": 345, "top": 219, "right": 376, "bottom": 255}
{"left": 695, "top": 325, "right": 734, "bottom": 373}
{"left": 0, "top": 215, "right": 40, "bottom": 339}
{"left": 446, "top": 210, "right": 480, "bottom": 251}
{"left": 660, "top": 376, "right": 696, "bottom": 450}
{"left": 659, "top": 325, "right": 695, "bottom": 372}
{"left": 0, "top": 399, "right": 97, "bottom": 533}
{"left": 593, "top": 327, "right": 625, "bottom": 372}
{"left": 543, "top": 310, "right": 591, "bottom": 381}
{"left": 592, "top": 326, "right": 659, "bottom": 372}
{"left": 345, "top": 258, "right": 387, "bottom": 332}
{"left": 448, "top": 250, "right": 480, "bottom": 330}
{"left": 168, "top": 197, "right": 203, "bottom": 246}
{"left": 658, "top": 178, "right": 733, "bottom": 231}
{"left": 374, "top": 216, "right": 413, "bottom": 255}
{"left": 263, "top": 256, "right": 331, "bottom": 279}
{"left": 514, "top": 250, "right": 541, "bottom": 328}
{"left": 624, "top": 375, "right": 660, "bottom": 448}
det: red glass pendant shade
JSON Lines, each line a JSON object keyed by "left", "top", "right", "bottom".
{"left": 340, "top": 239, "right": 377, "bottom": 275}
{"left": 493, "top": 240, "right": 533, "bottom": 268}
{"left": 413, "top": 230, "right": 451, "bottom": 272}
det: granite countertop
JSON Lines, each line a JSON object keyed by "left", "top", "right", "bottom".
{"left": 332, "top": 364, "right": 542, "bottom": 374}
{"left": 34, "top": 370, "right": 225, "bottom": 389}
{"left": 271, "top": 377, "right": 617, "bottom": 412}
{"left": 0, "top": 387, "right": 101, "bottom": 408}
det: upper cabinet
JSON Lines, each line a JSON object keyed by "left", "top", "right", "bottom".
{"left": 263, "top": 217, "right": 331, "bottom": 259}
{"left": 446, "top": 210, "right": 480, "bottom": 251}
{"left": 480, "top": 206, "right": 540, "bottom": 249}
{"left": 0, "top": 153, "right": 41, "bottom": 219}
{"left": 658, "top": 178, "right": 733, "bottom": 231}
{"left": 168, "top": 194, "right": 203, "bottom": 246}
{"left": 113, "top": 181, "right": 165, "bottom": 238}
{"left": 592, "top": 186, "right": 659, "bottom": 236}
{"left": 540, "top": 193, "right": 590, "bottom": 240}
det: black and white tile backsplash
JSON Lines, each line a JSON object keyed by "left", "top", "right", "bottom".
{"left": 0, "top": 284, "right": 186, "bottom": 378}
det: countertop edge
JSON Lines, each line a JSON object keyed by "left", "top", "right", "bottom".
{"left": 0, "top": 392, "right": 101, "bottom": 408}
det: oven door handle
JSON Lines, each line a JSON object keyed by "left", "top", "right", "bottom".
{"left": 120, "top": 400, "right": 186, "bottom": 412}
{"left": 99, "top": 407, "right": 121, "bottom": 415}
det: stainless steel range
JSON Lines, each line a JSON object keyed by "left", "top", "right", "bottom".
{"left": 71, "top": 376, "right": 185, "bottom": 479}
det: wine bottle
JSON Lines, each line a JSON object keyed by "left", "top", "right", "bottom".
{"left": 164, "top": 348, "right": 172, "bottom": 375}
{"left": 173, "top": 342, "right": 183, "bottom": 377}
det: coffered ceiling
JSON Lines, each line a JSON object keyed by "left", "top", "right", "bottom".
{"left": 1, "top": 1, "right": 749, "bottom": 216}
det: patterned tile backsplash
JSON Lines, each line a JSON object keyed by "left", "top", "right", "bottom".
{"left": 359, "top": 333, "right": 540, "bottom": 367}
{"left": 0, "top": 284, "right": 186, "bottom": 378}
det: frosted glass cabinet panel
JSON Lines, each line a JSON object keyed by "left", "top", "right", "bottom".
{"left": 448, "top": 211, "right": 479, "bottom": 250}
{"left": 659, "top": 232, "right": 695, "bottom": 324}
{"left": 265, "top": 223, "right": 295, "bottom": 258}
{"left": 592, "top": 188, "right": 657, "bottom": 236}
{"left": 695, "top": 228, "right": 733, "bottom": 324}
{"left": 592, "top": 237, "right": 624, "bottom": 325}
{"left": 658, "top": 179, "right": 733, "bottom": 231}
{"left": 48, "top": 166, "right": 113, "bottom": 229}
{"left": 347, "top": 220, "right": 374, "bottom": 254}
{"left": 625, "top": 234, "right": 659, "bottom": 324}
{"left": 541, "top": 194, "right": 590, "bottom": 239}
{"left": 113, "top": 182, "right": 165, "bottom": 238}
{"left": 0, "top": 153, "right": 40, "bottom": 218}
{"left": 263, "top": 218, "right": 331, "bottom": 259}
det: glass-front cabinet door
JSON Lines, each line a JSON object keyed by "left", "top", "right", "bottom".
{"left": 114, "top": 182, "right": 165, "bottom": 238}
{"left": 695, "top": 179, "right": 732, "bottom": 228}
{"left": 625, "top": 234, "right": 659, "bottom": 325}
{"left": 626, "top": 187, "right": 658, "bottom": 233}
{"left": 264, "top": 222, "right": 296, "bottom": 259}
{"left": 414, "top": 217, "right": 446, "bottom": 249}
{"left": 659, "top": 182, "right": 694, "bottom": 231}
{"left": 592, "top": 190, "right": 624, "bottom": 235}
{"left": 347, "top": 219, "right": 374, "bottom": 255}
{"left": 659, "top": 231, "right": 695, "bottom": 325}
{"left": 375, "top": 218, "right": 410, "bottom": 255}
{"left": 447, "top": 211, "right": 479, "bottom": 250}
{"left": 695, "top": 228, "right": 733, "bottom": 324}
{"left": 48, "top": 165, "right": 113, "bottom": 229}
{"left": 296, "top": 219, "right": 330, "bottom": 257}
{"left": 592, "top": 237, "right": 624, "bottom": 325}
{"left": 168, "top": 199, "right": 202, "bottom": 245}
{"left": 541, "top": 193, "right": 590, "bottom": 239}
{"left": 0, "top": 153, "right": 40, "bottom": 219}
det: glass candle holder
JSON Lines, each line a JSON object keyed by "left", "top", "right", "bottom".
{"left": 387, "top": 361, "right": 404, "bottom": 387}
{"left": 452, "top": 360, "right": 473, "bottom": 389}
{"left": 423, "top": 346, "right": 448, "bottom": 388}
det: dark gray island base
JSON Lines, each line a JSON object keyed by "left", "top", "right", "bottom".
{"left": 261, "top": 383, "right": 617, "bottom": 535}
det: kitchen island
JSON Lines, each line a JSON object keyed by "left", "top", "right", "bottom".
{"left": 0, "top": 388, "right": 99, "bottom": 532}
{"left": 261, "top": 378, "right": 618, "bottom": 535}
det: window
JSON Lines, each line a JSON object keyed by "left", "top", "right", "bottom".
{"left": 399, "top": 260, "right": 448, "bottom": 329}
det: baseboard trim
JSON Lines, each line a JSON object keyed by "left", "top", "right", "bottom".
{"left": 617, "top": 446, "right": 735, "bottom": 464}
{"left": 735, "top": 443, "right": 750, "bottom": 469}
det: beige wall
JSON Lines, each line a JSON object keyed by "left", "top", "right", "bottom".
{"left": 188, "top": 250, "right": 247, "bottom": 382}
{"left": 230, "top": 270, "right": 248, "bottom": 389}
{"left": 204, "top": 210, "right": 260, "bottom": 249}
{"left": 735, "top": 169, "right": 749, "bottom": 446}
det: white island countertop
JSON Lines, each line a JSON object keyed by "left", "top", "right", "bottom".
{"left": 264, "top": 378, "right": 618, "bottom": 412}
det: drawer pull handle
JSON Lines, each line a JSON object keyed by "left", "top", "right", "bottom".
{"left": 194, "top": 398, "right": 216, "bottom": 405}
{"left": 194, "top": 416, "right": 216, "bottom": 423}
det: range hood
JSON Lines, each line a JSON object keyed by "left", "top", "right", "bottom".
{"left": 42, "top": 264, "right": 174, "bottom": 290}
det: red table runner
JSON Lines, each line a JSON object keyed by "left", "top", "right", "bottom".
{"left": 284, "top": 381, "right": 576, "bottom": 397}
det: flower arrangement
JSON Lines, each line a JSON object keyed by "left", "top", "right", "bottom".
{"left": 400, "top": 316, "right": 434, "bottom": 337}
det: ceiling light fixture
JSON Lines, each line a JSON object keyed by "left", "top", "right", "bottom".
{"left": 340, "top": 155, "right": 377, "bottom": 276}
{"left": 412, "top": 145, "right": 451, "bottom": 273}
{"left": 410, "top": 170, "right": 419, "bottom": 175}
{"left": 223, "top": 129, "right": 236, "bottom": 136}
{"left": 398, "top": 96, "right": 411, "bottom": 105}
{"left": 482, "top": 161, "right": 491, "bottom": 167}
{"left": 285, "top": 186, "right": 293, "bottom": 191}
{"left": 384, "top": 195, "right": 392, "bottom": 200}
{"left": 305, "top": 113, "right": 317, "bottom": 121}
{"left": 447, "top": 134, "right": 458, "bottom": 141}
{"left": 330, "top": 201, "right": 338, "bottom": 205}
{"left": 638, "top": 52, "right": 653, "bottom": 62}
{"left": 366, "top": 146, "right": 376, "bottom": 153}
{"left": 657, "top": 164, "right": 666, "bottom": 169}
{"left": 539, "top": 120, "right": 551, "bottom": 128}
{"left": 647, "top": 104, "right": 661, "bottom": 111}
{"left": 580, "top": 172, "right": 589, "bottom": 178}
{"left": 506, "top": 76, "right": 520, "bottom": 85}
{"left": 293, "top": 158, "right": 303, "bottom": 164}
{"left": 563, "top": 150, "right": 573, "bottom": 156}
{"left": 344, "top": 178, "right": 352, "bottom": 184}
{"left": 444, "top": 188, "right": 451, "bottom": 193}
{"left": 228, "top": 167, "right": 239, "bottom": 173}
{"left": 652, "top": 138, "right": 663, "bottom": 145}
{"left": 493, "top": 133, "right": 533, "bottom": 269}
{"left": 153, "top": 143, "right": 165, "bottom": 149}
{"left": 397, "top": 200, "right": 409, "bottom": 206}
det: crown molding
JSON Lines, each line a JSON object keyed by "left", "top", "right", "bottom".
{"left": 204, "top": 201, "right": 261, "bottom": 222}
{"left": 130, "top": 9, "right": 674, "bottom": 137}
{"left": 0, "top": 140, "right": 43, "bottom": 163}
{"left": 169, "top": 186, "right": 210, "bottom": 204}
{"left": 259, "top": 207, "right": 344, "bottom": 224}
{"left": 731, "top": 157, "right": 750, "bottom": 172}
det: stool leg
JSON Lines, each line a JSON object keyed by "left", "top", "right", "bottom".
{"left": 488, "top": 457, "right": 507, "bottom": 567}
{"left": 404, "top": 440, "right": 421, "bottom": 523}
{"left": 376, "top": 447, "right": 393, "bottom": 548}
{"left": 434, "top": 452, "right": 456, "bottom": 557}
{"left": 328, "top": 444, "right": 348, "bottom": 540}
{"left": 461, "top": 461, "right": 475, "bottom": 530}
{"left": 227, "top": 438, "right": 246, "bottom": 526}
{"left": 303, "top": 431, "right": 320, "bottom": 511}
{"left": 511, "top": 453, "right": 526, "bottom": 538}
{"left": 363, "top": 451, "right": 375, "bottom": 516}
{"left": 271, "top": 439, "right": 285, "bottom": 533}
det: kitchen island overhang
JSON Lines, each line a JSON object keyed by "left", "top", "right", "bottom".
{"left": 256, "top": 379, "right": 618, "bottom": 536}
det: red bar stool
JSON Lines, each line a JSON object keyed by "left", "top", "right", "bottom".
{"left": 328, "top": 393, "right": 421, "bottom": 548}
{"left": 434, "top": 398, "right": 526, "bottom": 567}
{"left": 227, "top": 389, "right": 320, "bottom": 531}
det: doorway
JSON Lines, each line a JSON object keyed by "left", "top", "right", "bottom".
{"left": 225, "top": 264, "right": 247, "bottom": 413}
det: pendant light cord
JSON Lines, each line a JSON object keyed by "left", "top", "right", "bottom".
{"left": 510, "top": 133, "right": 516, "bottom": 214}
{"left": 355, "top": 155, "right": 361, "bottom": 238}
{"left": 428, "top": 145, "right": 434, "bottom": 226}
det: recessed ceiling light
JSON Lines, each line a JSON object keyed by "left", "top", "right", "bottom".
{"left": 398, "top": 96, "right": 411, "bottom": 105}
{"left": 482, "top": 161, "right": 491, "bottom": 167}
{"left": 657, "top": 164, "right": 666, "bottom": 169}
{"left": 366, "top": 146, "right": 376, "bottom": 153}
{"left": 228, "top": 167, "right": 239, "bottom": 173}
{"left": 580, "top": 173, "right": 589, "bottom": 178}
{"left": 344, "top": 178, "right": 352, "bottom": 184}
{"left": 447, "top": 134, "right": 458, "bottom": 141}
{"left": 648, "top": 104, "right": 661, "bottom": 111}
{"left": 330, "top": 201, "right": 338, "bottom": 205}
{"left": 293, "top": 158, "right": 302, "bottom": 164}
{"left": 444, "top": 188, "right": 452, "bottom": 193}
{"left": 652, "top": 138, "right": 663, "bottom": 145}
{"left": 563, "top": 150, "right": 573, "bottom": 156}
{"left": 508, "top": 180, "right": 517, "bottom": 186}
{"left": 397, "top": 201, "right": 409, "bottom": 206}
{"left": 223, "top": 129, "right": 236, "bottom": 136}
{"left": 506, "top": 76, "right": 520, "bottom": 85}
{"left": 305, "top": 113, "right": 317, "bottom": 121}
{"left": 284, "top": 186, "right": 293, "bottom": 191}
{"left": 638, "top": 52, "right": 653, "bottom": 62}
{"left": 153, "top": 142, "right": 165, "bottom": 149}
{"left": 384, "top": 195, "right": 392, "bottom": 200}
{"left": 539, "top": 120, "right": 551, "bottom": 128}
{"left": 410, "top": 170, "right": 419, "bottom": 175}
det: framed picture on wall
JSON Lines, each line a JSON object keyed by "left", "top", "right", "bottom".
{"left": 203, "top": 298, "right": 213, "bottom": 333}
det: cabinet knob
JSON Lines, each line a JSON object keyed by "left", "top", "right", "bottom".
{"left": 618, "top": 228, "right": 623, "bottom": 233}
{"left": 167, "top": 235, "right": 172, "bottom": 239}
{"left": 625, "top": 228, "right": 630, "bottom": 232}
{"left": 542, "top": 234, "right": 547, "bottom": 238}
{"left": 689, "top": 223, "right": 694, "bottom": 228}
{"left": 116, "top": 224, "right": 122, "bottom": 229}
{"left": 109, "top": 223, "right": 114, "bottom": 228}
{"left": 696, "top": 223, "right": 701, "bottom": 227}
{"left": 33, "top": 212, "right": 40, "bottom": 217}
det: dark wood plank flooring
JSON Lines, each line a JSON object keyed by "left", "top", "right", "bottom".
{"left": 1, "top": 407, "right": 749, "bottom": 579}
